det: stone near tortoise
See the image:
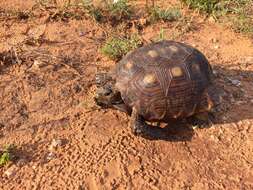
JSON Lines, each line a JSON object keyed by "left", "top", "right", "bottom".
{"left": 95, "top": 40, "right": 220, "bottom": 138}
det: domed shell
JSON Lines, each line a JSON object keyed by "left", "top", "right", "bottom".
{"left": 115, "top": 40, "right": 213, "bottom": 121}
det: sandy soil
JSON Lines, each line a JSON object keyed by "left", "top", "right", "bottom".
{"left": 0, "top": 1, "right": 253, "bottom": 190}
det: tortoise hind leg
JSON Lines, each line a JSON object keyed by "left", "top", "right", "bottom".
{"left": 196, "top": 84, "right": 222, "bottom": 113}
{"left": 187, "top": 86, "right": 218, "bottom": 127}
{"left": 188, "top": 85, "right": 220, "bottom": 127}
{"left": 130, "top": 107, "right": 164, "bottom": 139}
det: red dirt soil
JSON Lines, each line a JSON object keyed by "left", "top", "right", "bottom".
{"left": 0, "top": 1, "right": 253, "bottom": 189}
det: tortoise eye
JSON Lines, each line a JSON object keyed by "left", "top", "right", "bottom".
{"left": 104, "top": 88, "right": 112, "bottom": 96}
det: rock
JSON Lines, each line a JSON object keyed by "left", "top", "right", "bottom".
{"left": 32, "top": 60, "right": 44, "bottom": 69}
{"left": 49, "top": 138, "right": 63, "bottom": 151}
{"left": 4, "top": 165, "right": 18, "bottom": 178}
{"left": 79, "top": 31, "right": 85, "bottom": 37}
{"left": 231, "top": 79, "right": 241, "bottom": 86}
{"left": 214, "top": 45, "right": 220, "bottom": 49}
{"left": 213, "top": 69, "right": 218, "bottom": 77}
{"left": 228, "top": 78, "right": 241, "bottom": 86}
{"left": 52, "top": 138, "right": 63, "bottom": 147}
{"left": 46, "top": 152, "right": 56, "bottom": 161}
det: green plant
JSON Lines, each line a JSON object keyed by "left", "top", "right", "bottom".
{"left": 181, "top": 0, "right": 220, "bottom": 14}
{"left": 181, "top": 0, "right": 253, "bottom": 35}
{"left": 101, "top": 35, "right": 142, "bottom": 60}
{"left": 80, "top": 0, "right": 132, "bottom": 22}
{"left": 149, "top": 7, "right": 181, "bottom": 22}
{"left": 230, "top": 15, "right": 253, "bottom": 34}
{"left": 107, "top": 0, "right": 132, "bottom": 19}
{"left": 156, "top": 28, "right": 166, "bottom": 41}
{"left": 81, "top": 0, "right": 103, "bottom": 22}
{"left": 181, "top": 0, "right": 251, "bottom": 15}
{"left": 0, "top": 144, "right": 16, "bottom": 167}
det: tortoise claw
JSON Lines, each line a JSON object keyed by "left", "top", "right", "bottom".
{"left": 132, "top": 122, "right": 166, "bottom": 140}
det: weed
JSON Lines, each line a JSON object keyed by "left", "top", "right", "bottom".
{"left": 0, "top": 144, "right": 16, "bottom": 167}
{"left": 149, "top": 7, "right": 181, "bottom": 22}
{"left": 80, "top": 0, "right": 133, "bottom": 23}
{"left": 156, "top": 28, "right": 166, "bottom": 41}
{"left": 101, "top": 34, "right": 142, "bottom": 60}
{"left": 35, "top": 0, "right": 81, "bottom": 21}
{"left": 181, "top": 0, "right": 220, "bottom": 14}
{"left": 170, "top": 16, "right": 196, "bottom": 40}
{"left": 81, "top": 0, "right": 103, "bottom": 22}
{"left": 107, "top": 0, "right": 132, "bottom": 20}
{"left": 158, "top": 28, "right": 165, "bottom": 41}
{"left": 230, "top": 15, "right": 253, "bottom": 35}
{"left": 181, "top": 0, "right": 253, "bottom": 35}
{"left": 181, "top": 0, "right": 251, "bottom": 15}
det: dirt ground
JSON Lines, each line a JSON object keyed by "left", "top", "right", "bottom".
{"left": 0, "top": 1, "right": 253, "bottom": 190}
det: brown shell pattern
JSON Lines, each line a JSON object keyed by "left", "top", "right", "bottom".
{"left": 115, "top": 40, "right": 213, "bottom": 121}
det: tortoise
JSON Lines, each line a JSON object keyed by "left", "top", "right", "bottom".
{"left": 94, "top": 40, "right": 220, "bottom": 138}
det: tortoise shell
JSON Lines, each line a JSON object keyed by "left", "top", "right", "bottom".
{"left": 115, "top": 40, "right": 214, "bottom": 121}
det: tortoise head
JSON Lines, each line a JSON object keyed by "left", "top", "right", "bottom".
{"left": 94, "top": 73, "right": 123, "bottom": 108}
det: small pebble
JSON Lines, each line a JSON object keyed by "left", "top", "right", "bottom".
{"left": 228, "top": 78, "right": 241, "bottom": 86}
{"left": 46, "top": 152, "right": 56, "bottom": 161}
{"left": 231, "top": 79, "right": 241, "bottom": 86}
{"left": 214, "top": 45, "right": 220, "bottom": 49}
{"left": 49, "top": 138, "right": 63, "bottom": 150}
{"left": 79, "top": 31, "right": 85, "bottom": 37}
{"left": 213, "top": 70, "right": 218, "bottom": 77}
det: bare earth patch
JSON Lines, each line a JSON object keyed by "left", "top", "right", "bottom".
{"left": 0, "top": 1, "right": 253, "bottom": 189}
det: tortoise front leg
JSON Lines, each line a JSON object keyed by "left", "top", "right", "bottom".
{"left": 130, "top": 107, "right": 145, "bottom": 135}
{"left": 130, "top": 107, "right": 165, "bottom": 139}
